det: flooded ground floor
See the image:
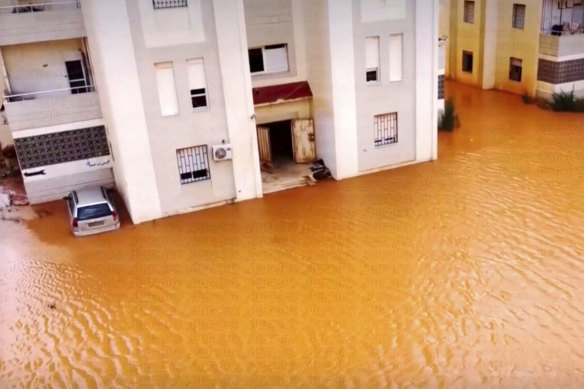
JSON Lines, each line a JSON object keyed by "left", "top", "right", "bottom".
{"left": 1, "top": 82, "right": 584, "bottom": 388}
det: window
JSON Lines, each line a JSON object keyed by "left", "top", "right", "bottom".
{"left": 153, "top": 0, "right": 188, "bottom": 9}
{"left": 365, "top": 37, "right": 380, "bottom": 83}
{"left": 509, "top": 57, "right": 522, "bottom": 81}
{"left": 512, "top": 4, "right": 525, "bottom": 29}
{"left": 187, "top": 59, "right": 208, "bottom": 109}
{"left": 389, "top": 33, "right": 403, "bottom": 82}
{"left": 176, "top": 145, "right": 211, "bottom": 184}
{"left": 155, "top": 62, "right": 179, "bottom": 116}
{"left": 374, "top": 113, "right": 398, "bottom": 147}
{"left": 248, "top": 44, "right": 289, "bottom": 74}
{"left": 462, "top": 51, "right": 473, "bottom": 73}
{"left": 464, "top": 1, "right": 475, "bottom": 23}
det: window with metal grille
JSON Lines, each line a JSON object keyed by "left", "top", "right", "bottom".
{"left": 512, "top": 4, "right": 525, "bottom": 29}
{"left": 464, "top": 1, "right": 475, "bottom": 23}
{"left": 509, "top": 57, "right": 523, "bottom": 81}
{"left": 176, "top": 145, "right": 211, "bottom": 184}
{"left": 153, "top": 0, "right": 187, "bottom": 9}
{"left": 374, "top": 113, "right": 398, "bottom": 147}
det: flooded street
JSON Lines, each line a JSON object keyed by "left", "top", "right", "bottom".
{"left": 2, "top": 82, "right": 584, "bottom": 388}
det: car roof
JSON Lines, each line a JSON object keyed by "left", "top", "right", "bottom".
{"left": 74, "top": 187, "right": 107, "bottom": 206}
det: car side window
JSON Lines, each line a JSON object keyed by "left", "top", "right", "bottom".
{"left": 67, "top": 198, "right": 74, "bottom": 214}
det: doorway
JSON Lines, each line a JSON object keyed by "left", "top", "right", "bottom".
{"left": 257, "top": 119, "right": 316, "bottom": 193}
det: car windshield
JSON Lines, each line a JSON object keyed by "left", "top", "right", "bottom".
{"left": 77, "top": 203, "right": 112, "bottom": 221}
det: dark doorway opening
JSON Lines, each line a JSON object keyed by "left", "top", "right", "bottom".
{"left": 268, "top": 120, "right": 293, "bottom": 161}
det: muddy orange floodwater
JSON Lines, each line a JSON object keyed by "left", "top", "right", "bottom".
{"left": 1, "top": 82, "right": 584, "bottom": 388}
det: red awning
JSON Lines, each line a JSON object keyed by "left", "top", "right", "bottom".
{"left": 252, "top": 81, "right": 312, "bottom": 106}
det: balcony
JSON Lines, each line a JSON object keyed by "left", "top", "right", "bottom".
{"left": 3, "top": 86, "right": 102, "bottom": 131}
{"left": 540, "top": 29, "right": 584, "bottom": 58}
{"left": 0, "top": 1, "right": 85, "bottom": 46}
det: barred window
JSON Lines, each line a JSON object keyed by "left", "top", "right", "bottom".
{"left": 374, "top": 113, "right": 398, "bottom": 147}
{"left": 464, "top": 1, "right": 475, "bottom": 24}
{"left": 153, "top": 0, "right": 188, "bottom": 10}
{"left": 512, "top": 4, "right": 525, "bottom": 29}
{"left": 176, "top": 145, "right": 211, "bottom": 184}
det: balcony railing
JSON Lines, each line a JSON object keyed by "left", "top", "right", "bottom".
{"left": 0, "top": 1, "right": 80, "bottom": 15}
{"left": 2, "top": 86, "right": 102, "bottom": 131}
{"left": 540, "top": 30, "right": 584, "bottom": 58}
{"left": 541, "top": 27, "right": 584, "bottom": 37}
{"left": 3, "top": 85, "right": 96, "bottom": 103}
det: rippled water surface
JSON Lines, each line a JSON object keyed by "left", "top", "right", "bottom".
{"left": 2, "top": 82, "right": 584, "bottom": 388}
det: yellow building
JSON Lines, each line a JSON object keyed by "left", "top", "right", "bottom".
{"left": 442, "top": 0, "right": 584, "bottom": 99}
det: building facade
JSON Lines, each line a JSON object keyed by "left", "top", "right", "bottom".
{"left": 1, "top": 0, "right": 439, "bottom": 224}
{"left": 441, "top": 0, "right": 584, "bottom": 99}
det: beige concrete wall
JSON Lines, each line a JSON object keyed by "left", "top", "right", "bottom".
{"left": 450, "top": 0, "right": 483, "bottom": 86}
{"left": 255, "top": 100, "right": 312, "bottom": 125}
{"left": 2, "top": 39, "right": 86, "bottom": 95}
{"left": 439, "top": 0, "right": 452, "bottom": 77}
{"left": 493, "top": 0, "right": 542, "bottom": 96}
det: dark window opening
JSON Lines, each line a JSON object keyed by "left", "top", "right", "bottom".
{"left": 462, "top": 51, "right": 473, "bottom": 73}
{"left": 366, "top": 69, "right": 378, "bottom": 82}
{"left": 509, "top": 58, "right": 523, "bottom": 81}
{"left": 248, "top": 48, "right": 264, "bottom": 73}
{"left": 190, "top": 88, "right": 207, "bottom": 108}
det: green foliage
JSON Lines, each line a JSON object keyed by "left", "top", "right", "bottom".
{"left": 439, "top": 98, "right": 457, "bottom": 131}
{"left": 551, "top": 90, "right": 578, "bottom": 111}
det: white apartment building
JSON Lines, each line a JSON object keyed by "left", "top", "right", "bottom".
{"left": 0, "top": 0, "right": 439, "bottom": 224}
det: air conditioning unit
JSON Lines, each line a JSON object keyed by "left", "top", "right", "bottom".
{"left": 212, "top": 144, "right": 233, "bottom": 161}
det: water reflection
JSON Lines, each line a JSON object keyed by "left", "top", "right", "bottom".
{"left": 1, "top": 82, "right": 584, "bottom": 388}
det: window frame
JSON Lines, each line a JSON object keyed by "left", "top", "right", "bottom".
{"left": 509, "top": 57, "right": 523, "bottom": 82}
{"left": 374, "top": 112, "right": 399, "bottom": 147}
{"left": 154, "top": 61, "right": 179, "bottom": 117}
{"left": 248, "top": 44, "right": 289, "bottom": 75}
{"left": 152, "top": 0, "right": 188, "bottom": 10}
{"left": 365, "top": 36, "right": 380, "bottom": 84}
{"left": 389, "top": 33, "right": 404, "bottom": 82}
{"left": 176, "top": 145, "right": 212, "bottom": 185}
{"left": 512, "top": 4, "right": 526, "bottom": 29}
{"left": 186, "top": 58, "right": 209, "bottom": 111}
{"left": 463, "top": 0, "right": 475, "bottom": 24}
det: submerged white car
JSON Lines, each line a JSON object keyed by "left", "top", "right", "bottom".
{"left": 64, "top": 186, "right": 120, "bottom": 237}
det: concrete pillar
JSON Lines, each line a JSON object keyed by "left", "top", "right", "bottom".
{"left": 327, "top": 0, "right": 359, "bottom": 179}
{"left": 212, "top": 0, "right": 263, "bottom": 200}
{"left": 81, "top": 0, "right": 162, "bottom": 223}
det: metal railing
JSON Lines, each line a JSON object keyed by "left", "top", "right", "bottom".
{"left": 3, "top": 85, "right": 96, "bottom": 103}
{"left": 541, "top": 27, "right": 584, "bottom": 36}
{"left": 152, "top": 0, "right": 187, "bottom": 10}
{"left": 0, "top": 0, "right": 80, "bottom": 15}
